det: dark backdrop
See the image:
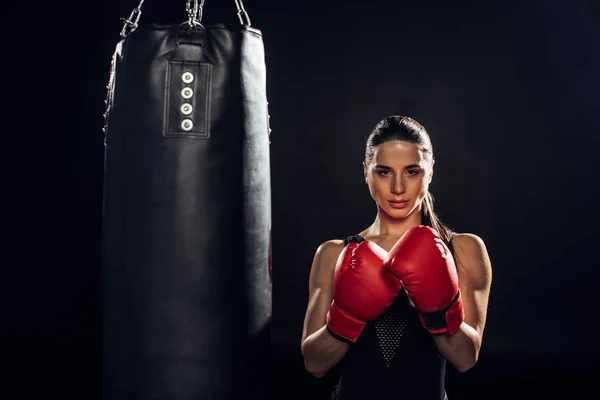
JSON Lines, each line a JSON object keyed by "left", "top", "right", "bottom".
{"left": 5, "top": 0, "right": 599, "bottom": 398}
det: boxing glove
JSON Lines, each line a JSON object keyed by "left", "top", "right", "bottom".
{"left": 327, "top": 240, "right": 403, "bottom": 343}
{"left": 384, "top": 226, "right": 464, "bottom": 335}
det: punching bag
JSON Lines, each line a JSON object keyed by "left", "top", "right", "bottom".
{"left": 101, "top": 1, "right": 272, "bottom": 399}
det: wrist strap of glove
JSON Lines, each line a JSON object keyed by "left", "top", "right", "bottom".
{"left": 326, "top": 325, "right": 351, "bottom": 343}
{"left": 418, "top": 290, "right": 465, "bottom": 335}
{"left": 326, "top": 301, "right": 366, "bottom": 343}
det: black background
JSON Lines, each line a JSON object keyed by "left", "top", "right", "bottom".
{"left": 4, "top": 0, "right": 600, "bottom": 398}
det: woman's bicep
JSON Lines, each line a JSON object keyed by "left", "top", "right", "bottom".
{"left": 453, "top": 234, "right": 493, "bottom": 338}
{"left": 301, "top": 241, "right": 342, "bottom": 343}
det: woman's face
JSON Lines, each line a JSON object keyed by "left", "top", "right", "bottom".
{"left": 363, "top": 140, "right": 433, "bottom": 220}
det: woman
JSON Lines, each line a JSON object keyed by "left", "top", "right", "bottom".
{"left": 300, "top": 116, "right": 492, "bottom": 400}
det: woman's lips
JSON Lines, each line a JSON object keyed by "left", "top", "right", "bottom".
{"left": 389, "top": 200, "right": 409, "bottom": 209}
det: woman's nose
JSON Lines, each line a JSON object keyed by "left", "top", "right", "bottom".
{"left": 391, "top": 175, "right": 405, "bottom": 194}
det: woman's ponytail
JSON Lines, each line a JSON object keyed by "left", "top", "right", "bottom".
{"left": 422, "top": 191, "right": 453, "bottom": 245}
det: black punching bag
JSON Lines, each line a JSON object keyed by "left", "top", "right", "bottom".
{"left": 100, "top": 1, "right": 272, "bottom": 399}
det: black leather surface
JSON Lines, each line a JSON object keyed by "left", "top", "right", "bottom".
{"left": 101, "top": 21, "right": 272, "bottom": 399}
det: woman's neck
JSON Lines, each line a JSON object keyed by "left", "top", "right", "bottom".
{"left": 365, "top": 205, "right": 423, "bottom": 239}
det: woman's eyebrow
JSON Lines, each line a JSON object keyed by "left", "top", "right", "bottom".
{"left": 374, "top": 164, "right": 421, "bottom": 169}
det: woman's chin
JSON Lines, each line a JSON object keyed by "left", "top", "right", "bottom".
{"left": 383, "top": 206, "right": 411, "bottom": 219}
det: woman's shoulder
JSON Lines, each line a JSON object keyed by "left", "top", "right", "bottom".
{"left": 309, "top": 239, "right": 346, "bottom": 276}
{"left": 450, "top": 232, "right": 486, "bottom": 249}
{"left": 314, "top": 239, "right": 346, "bottom": 257}
{"left": 449, "top": 232, "right": 492, "bottom": 283}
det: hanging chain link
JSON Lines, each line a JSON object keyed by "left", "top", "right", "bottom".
{"left": 120, "top": 0, "right": 145, "bottom": 38}
{"left": 186, "top": 0, "right": 205, "bottom": 26}
{"left": 234, "top": 0, "right": 251, "bottom": 26}
{"left": 119, "top": 0, "right": 251, "bottom": 38}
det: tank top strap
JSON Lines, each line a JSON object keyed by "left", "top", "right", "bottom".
{"left": 343, "top": 234, "right": 365, "bottom": 247}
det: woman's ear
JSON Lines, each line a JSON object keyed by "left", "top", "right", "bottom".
{"left": 429, "top": 159, "right": 435, "bottom": 184}
{"left": 363, "top": 161, "right": 368, "bottom": 183}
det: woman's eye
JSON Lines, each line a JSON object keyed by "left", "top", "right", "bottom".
{"left": 406, "top": 169, "right": 420, "bottom": 176}
{"left": 377, "top": 169, "right": 391, "bottom": 176}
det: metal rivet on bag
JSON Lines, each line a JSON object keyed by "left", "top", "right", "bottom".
{"left": 181, "top": 119, "right": 194, "bottom": 131}
{"left": 182, "top": 72, "right": 194, "bottom": 83}
{"left": 181, "top": 103, "right": 193, "bottom": 115}
{"left": 181, "top": 87, "right": 194, "bottom": 99}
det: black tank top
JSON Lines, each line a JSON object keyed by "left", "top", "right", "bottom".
{"left": 331, "top": 233, "right": 456, "bottom": 400}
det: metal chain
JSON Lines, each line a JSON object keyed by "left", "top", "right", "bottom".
{"left": 234, "top": 0, "right": 251, "bottom": 26}
{"left": 120, "top": 0, "right": 145, "bottom": 38}
{"left": 119, "top": 0, "right": 251, "bottom": 38}
{"left": 186, "top": 0, "right": 205, "bottom": 26}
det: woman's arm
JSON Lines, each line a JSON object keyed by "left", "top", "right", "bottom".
{"left": 300, "top": 240, "right": 350, "bottom": 378}
{"left": 433, "top": 233, "right": 493, "bottom": 372}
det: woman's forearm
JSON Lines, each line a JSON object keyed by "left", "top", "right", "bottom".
{"left": 301, "top": 325, "right": 351, "bottom": 378}
{"left": 433, "top": 321, "right": 481, "bottom": 372}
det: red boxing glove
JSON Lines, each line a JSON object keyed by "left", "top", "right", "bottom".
{"left": 327, "top": 240, "right": 403, "bottom": 343}
{"left": 384, "top": 226, "right": 464, "bottom": 335}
